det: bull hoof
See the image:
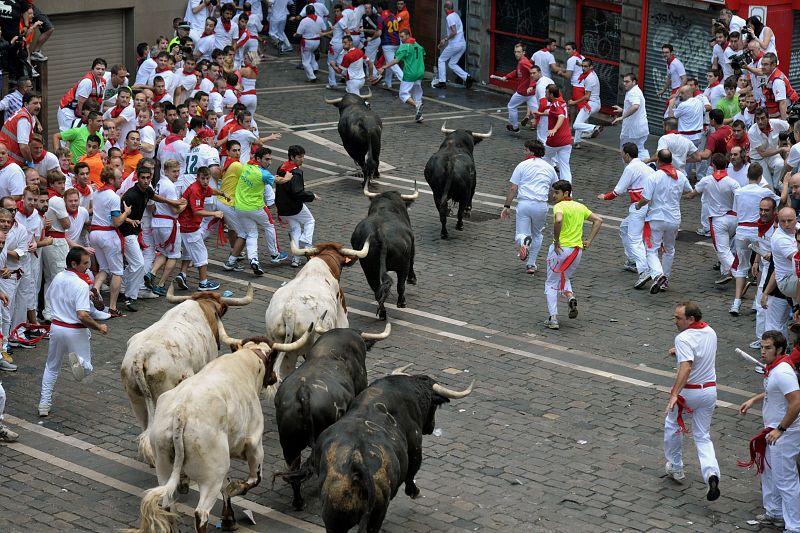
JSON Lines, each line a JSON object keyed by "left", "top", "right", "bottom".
{"left": 292, "top": 496, "right": 305, "bottom": 511}
{"left": 221, "top": 518, "right": 239, "bottom": 531}
{"left": 377, "top": 307, "right": 387, "bottom": 321}
{"left": 397, "top": 298, "right": 406, "bottom": 308}
{"left": 405, "top": 483, "right": 421, "bottom": 499}
{"left": 440, "top": 232, "right": 448, "bottom": 240}
{"left": 225, "top": 480, "right": 247, "bottom": 497}
{"left": 455, "top": 222, "right": 464, "bottom": 231}
{"left": 178, "top": 482, "right": 189, "bottom": 495}
{"left": 407, "top": 274, "right": 417, "bottom": 285}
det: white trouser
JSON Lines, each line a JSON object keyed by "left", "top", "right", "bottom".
{"left": 710, "top": 214, "right": 737, "bottom": 274}
{"left": 0, "top": 382, "right": 5, "bottom": 419}
{"left": 699, "top": 195, "right": 710, "bottom": 232}
{"left": 515, "top": 199, "right": 549, "bottom": 269}
{"left": 536, "top": 116, "right": 548, "bottom": 144}
{"left": 301, "top": 39, "right": 320, "bottom": 80}
{"left": 733, "top": 227, "right": 759, "bottom": 278}
{"left": 545, "top": 245, "right": 582, "bottom": 317}
{"left": 181, "top": 229, "right": 208, "bottom": 268}
{"left": 507, "top": 93, "right": 534, "bottom": 129}
{"left": 328, "top": 42, "right": 343, "bottom": 87}
{"left": 645, "top": 220, "right": 679, "bottom": 278}
{"left": 346, "top": 78, "right": 365, "bottom": 95}
{"left": 572, "top": 102, "right": 600, "bottom": 143}
{"left": 42, "top": 239, "right": 69, "bottom": 320}
{"left": 13, "top": 260, "right": 38, "bottom": 327}
{"left": 39, "top": 324, "right": 92, "bottom": 407}
{"left": 399, "top": 81, "right": 422, "bottom": 105}
{"left": 620, "top": 134, "right": 650, "bottom": 160}
{"left": 57, "top": 107, "right": 77, "bottom": 133}
{"left": 268, "top": 16, "right": 291, "bottom": 50}
{"left": 237, "top": 208, "right": 279, "bottom": 259}
{"left": 152, "top": 225, "right": 182, "bottom": 259}
{"left": 685, "top": 136, "right": 706, "bottom": 179}
{"left": 0, "top": 277, "right": 19, "bottom": 341}
{"left": 381, "top": 45, "right": 404, "bottom": 86}
{"left": 777, "top": 274, "right": 798, "bottom": 303}
{"left": 755, "top": 259, "right": 769, "bottom": 336}
{"left": 364, "top": 39, "right": 381, "bottom": 78}
{"left": 762, "top": 429, "right": 800, "bottom": 530}
{"left": 89, "top": 230, "right": 124, "bottom": 276}
{"left": 141, "top": 226, "right": 156, "bottom": 275}
{"left": 620, "top": 204, "right": 647, "bottom": 274}
{"left": 284, "top": 205, "right": 315, "bottom": 259}
{"left": 218, "top": 203, "right": 244, "bottom": 235}
{"left": 438, "top": 41, "right": 467, "bottom": 83}
{"left": 754, "top": 154, "right": 787, "bottom": 193}
{"left": 664, "top": 386, "right": 720, "bottom": 482}
{"left": 765, "top": 295, "right": 790, "bottom": 340}
{"left": 239, "top": 93, "right": 257, "bottom": 115}
{"left": 543, "top": 144, "right": 572, "bottom": 183}
{"left": 123, "top": 234, "right": 145, "bottom": 300}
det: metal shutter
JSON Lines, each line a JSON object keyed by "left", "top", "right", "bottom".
{"left": 789, "top": 11, "right": 800, "bottom": 90}
{"left": 642, "top": 1, "right": 715, "bottom": 134}
{"left": 44, "top": 10, "right": 125, "bottom": 140}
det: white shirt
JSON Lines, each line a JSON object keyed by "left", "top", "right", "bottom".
{"left": 642, "top": 167, "right": 692, "bottom": 224}
{"left": 196, "top": 34, "right": 216, "bottom": 61}
{"left": 748, "top": 119, "right": 790, "bottom": 161}
{"left": 703, "top": 84, "right": 726, "bottom": 108}
{"left": 45, "top": 196, "right": 69, "bottom": 233}
{"left": 582, "top": 70, "right": 601, "bottom": 106}
{"left": 103, "top": 104, "right": 137, "bottom": 144}
{"left": 667, "top": 57, "right": 686, "bottom": 90}
{"left": 34, "top": 151, "right": 61, "bottom": 179}
{"left": 179, "top": 143, "right": 220, "bottom": 192}
{"left": 786, "top": 142, "right": 800, "bottom": 172}
{"left": 47, "top": 270, "right": 92, "bottom": 325}
{"left": 656, "top": 133, "right": 697, "bottom": 171}
{"left": 734, "top": 183, "right": 778, "bottom": 224}
{"left": 675, "top": 325, "right": 717, "bottom": 385}
{"left": 101, "top": 73, "right": 130, "bottom": 109}
{"left": 13, "top": 112, "right": 33, "bottom": 147}
{"left": 299, "top": 1, "right": 328, "bottom": 18}
{"left": 158, "top": 138, "right": 191, "bottom": 176}
{"left": 748, "top": 56, "right": 766, "bottom": 104}
{"left": 170, "top": 70, "right": 198, "bottom": 96}
{"left": 612, "top": 158, "right": 655, "bottom": 205}
{"left": 444, "top": 11, "right": 465, "bottom": 46}
{"left": 763, "top": 362, "right": 800, "bottom": 431}
{"left": 565, "top": 54, "right": 583, "bottom": 86}
{"left": 229, "top": 128, "right": 260, "bottom": 163}
{"left": 534, "top": 76, "right": 554, "bottom": 101}
{"left": 760, "top": 28, "right": 777, "bottom": 54}
{"left": 770, "top": 227, "right": 797, "bottom": 279}
{"left": 296, "top": 15, "right": 327, "bottom": 40}
{"left": 153, "top": 119, "right": 169, "bottom": 138}
{"left": 509, "top": 157, "right": 557, "bottom": 202}
{"left": 65, "top": 206, "right": 90, "bottom": 243}
{"left": 91, "top": 189, "right": 122, "bottom": 226}
{"left": 269, "top": 0, "right": 293, "bottom": 20}
{"left": 183, "top": 0, "right": 210, "bottom": 31}
{"left": 727, "top": 163, "right": 770, "bottom": 188}
{"left": 733, "top": 108, "right": 755, "bottom": 129}
{"left": 331, "top": 16, "right": 347, "bottom": 44}
{"left": 621, "top": 85, "right": 649, "bottom": 138}
{"left": 713, "top": 43, "right": 734, "bottom": 80}
{"left": 532, "top": 49, "right": 556, "bottom": 80}
{"left": 673, "top": 97, "right": 705, "bottom": 141}
{"left": 0, "top": 161, "right": 26, "bottom": 197}
{"left": 153, "top": 178, "right": 180, "bottom": 225}
{"left": 1, "top": 223, "right": 30, "bottom": 270}
{"left": 135, "top": 57, "right": 157, "bottom": 87}
{"left": 767, "top": 75, "right": 788, "bottom": 104}
{"left": 138, "top": 125, "right": 157, "bottom": 159}
{"left": 695, "top": 173, "right": 740, "bottom": 217}
{"left": 214, "top": 19, "right": 239, "bottom": 50}
{"left": 728, "top": 15, "right": 746, "bottom": 33}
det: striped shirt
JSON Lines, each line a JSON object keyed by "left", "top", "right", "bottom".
{"left": 0, "top": 90, "right": 23, "bottom": 122}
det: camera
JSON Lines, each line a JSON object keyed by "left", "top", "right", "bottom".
{"left": 787, "top": 100, "right": 800, "bottom": 128}
{"left": 209, "top": 0, "right": 218, "bottom": 5}
{"left": 730, "top": 50, "right": 750, "bottom": 72}
{"left": 740, "top": 28, "right": 753, "bottom": 42}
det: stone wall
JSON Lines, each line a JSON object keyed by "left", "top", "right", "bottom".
{"left": 618, "top": 0, "right": 645, "bottom": 100}
{"left": 466, "top": 0, "right": 491, "bottom": 79}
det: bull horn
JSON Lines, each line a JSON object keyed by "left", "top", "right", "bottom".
{"left": 432, "top": 380, "right": 475, "bottom": 399}
{"left": 166, "top": 283, "right": 192, "bottom": 304}
{"left": 472, "top": 127, "right": 493, "bottom": 139}
{"left": 290, "top": 239, "right": 318, "bottom": 257}
{"left": 324, "top": 96, "right": 343, "bottom": 105}
{"left": 363, "top": 183, "right": 380, "bottom": 198}
{"left": 340, "top": 240, "right": 370, "bottom": 258}
{"left": 400, "top": 181, "right": 419, "bottom": 201}
{"left": 220, "top": 283, "right": 254, "bottom": 306}
{"left": 391, "top": 363, "right": 413, "bottom": 375}
{"left": 360, "top": 88, "right": 373, "bottom": 100}
{"left": 440, "top": 121, "right": 455, "bottom": 134}
{"left": 216, "top": 318, "right": 242, "bottom": 349}
{"left": 272, "top": 322, "right": 314, "bottom": 352}
{"left": 361, "top": 322, "right": 391, "bottom": 340}
{"left": 315, "top": 310, "right": 329, "bottom": 334}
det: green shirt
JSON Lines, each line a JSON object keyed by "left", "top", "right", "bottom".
{"left": 553, "top": 199, "right": 592, "bottom": 248}
{"left": 235, "top": 163, "right": 274, "bottom": 211}
{"left": 61, "top": 126, "right": 105, "bottom": 163}
{"left": 715, "top": 95, "right": 739, "bottom": 119}
{"left": 395, "top": 41, "right": 426, "bottom": 82}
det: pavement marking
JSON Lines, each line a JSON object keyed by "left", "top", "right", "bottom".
{"left": 4, "top": 415, "right": 325, "bottom": 532}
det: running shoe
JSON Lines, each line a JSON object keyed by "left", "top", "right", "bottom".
{"left": 108, "top": 308, "right": 124, "bottom": 318}
{"left": 526, "top": 265, "right": 537, "bottom": 275}
{"left": 754, "top": 514, "right": 784, "bottom": 528}
{"left": 251, "top": 260, "right": 264, "bottom": 276}
{"left": 69, "top": 352, "right": 86, "bottom": 382}
{"left": 271, "top": 251, "right": 289, "bottom": 264}
{"left": 519, "top": 236, "right": 532, "bottom": 261}
{"left": 37, "top": 403, "right": 51, "bottom": 417}
{"left": 568, "top": 297, "right": 578, "bottom": 319}
{"left": 506, "top": 124, "right": 520, "bottom": 133}
{"left": 143, "top": 272, "right": 156, "bottom": 291}
{"left": 175, "top": 273, "right": 189, "bottom": 290}
{"left": 543, "top": 318, "right": 559, "bottom": 330}
{"left": 729, "top": 300, "right": 741, "bottom": 316}
{"left": 634, "top": 271, "right": 651, "bottom": 289}
{"left": 665, "top": 462, "right": 685, "bottom": 483}
{"left": 152, "top": 285, "right": 167, "bottom": 297}
{"left": 432, "top": 82, "right": 447, "bottom": 89}
{"left": 465, "top": 75, "right": 475, "bottom": 89}
{"left": 223, "top": 259, "right": 244, "bottom": 272}
{"left": 649, "top": 274, "right": 666, "bottom": 294}
{"left": 291, "top": 257, "right": 302, "bottom": 268}
{"left": 0, "top": 423, "right": 18, "bottom": 442}
{"left": 198, "top": 280, "right": 221, "bottom": 291}
{"left": 31, "top": 51, "right": 48, "bottom": 61}
{"left": 706, "top": 475, "right": 720, "bottom": 501}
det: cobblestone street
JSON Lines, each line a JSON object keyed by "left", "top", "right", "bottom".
{"left": 0, "top": 54, "right": 787, "bottom": 533}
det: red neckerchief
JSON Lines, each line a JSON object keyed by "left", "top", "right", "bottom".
{"left": 307, "top": 13, "right": 318, "bottom": 21}
{"left": 693, "top": 90, "right": 701, "bottom": 97}
{"left": 711, "top": 169, "right": 728, "bottom": 181}
{"left": 577, "top": 68, "right": 593, "bottom": 82}
{"left": 164, "top": 134, "right": 182, "bottom": 145}
{"left": 202, "top": 29, "right": 214, "bottom": 37}
{"left": 110, "top": 105, "right": 127, "bottom": 118}
{"left": 666, "top": 54, "right": 676, "bottom": 67}
{"left": 446, "top": 9, "right": 454, "bottom": 15}
{"left": 665, "top": 129, "right": 678, "bottom": 135}
{"left": 221, "top": 19, "right": 232, "bottom": 32}
{"left": 708, "top": 80, "right": 720, "bottom": 88}
{"left": 751, "top": 51, "right": 764, "bottom": 63}
{"left": 46, "top": 187, "right": 61, "bottom": 199}
{"left": 764, "top": 355, "right": 792, "bottom": 377}
{"left": 246, "top": 159, "right": 259, "bottom": 165}
{"left": 16, "top": 200, "right": 33, "bottom": 218}
{"left": 344, "top": 5, "right": 353, "bottom": 10}
{"left": 279, "top": 161, "right": 298, "bottom": 175}
{"left": 152, "top": 92, "right": 167, "bottom": 102}
{"left": 557, "top": 197, "right": 574, "bottom": 203}
{"left": 737, "top": 427, "right": 773, "bottom": 474}
{"left": 758, "top": 216, "right": 776, "bottom": 237}
{"left": 524, "top": 155, "right": 537, "bottom": 160}
{"left": 31, "top": 149, "right": 47, "bottom": 164}
{"left": 659, "top": 163, "right": 678, "bottom": 180}
{"left": 67, "top": 269, "right": 93, "bottom": 285}
{"left": 686, "top": 321, "right": 709, "bottom": 329}
{"left": 249, "top": 66, "right": 259, "bottom": 76}
{"left": 789, "top": 345, "right": 800, "bottom": 369}
{"left": 223, "top": 157, "right": 239, "bottom": 171}
{"left": 760, "top": 124, "right": 773, "bottom": 135}
{"left": 405, "top": 37, "right": 416, "bottom": 44}
{"left": 0, "top": 158, "right": 16, "bottom": 171}
{"left": 571, "top": 51, "right": 582, "bottom": 58}
{"left": 156, "top": 66, "right": 171, "bottom": 73}
{"left": 97, "top": 183, "right": 117, "bottom": 193}
{"left": 73, "top": 182, "right": 91, "bottom": 197}
{"left": 183, "top": 68, "right": 195, "bottom": 77}
{"left": 335, "top": 14, "right": 342, "bottom": 22}
{"left": 67, "top": 207, "right": 80, "bottom": 219}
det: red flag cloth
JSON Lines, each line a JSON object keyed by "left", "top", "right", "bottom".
{"left": 737, "top": 427, "right": 773, "bottom": 474}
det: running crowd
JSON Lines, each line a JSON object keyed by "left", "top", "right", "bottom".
{"left": 499, "top": 6, "right": 800, "bottom": 526}
{"left": 0, "top": 1, "right": 798, "bottom": 529}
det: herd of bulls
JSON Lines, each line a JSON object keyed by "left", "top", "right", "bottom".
{"left": 121, "top": 93, "right": 487, "bottom": 532}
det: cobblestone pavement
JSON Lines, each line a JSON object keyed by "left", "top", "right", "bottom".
{"left": 0, "top": 54, "right": 788, "bottom": 533}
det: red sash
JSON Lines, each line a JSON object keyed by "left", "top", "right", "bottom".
{"left": 153, "top": 214, "right": 178, "bottom": 252}
{"left": 737, "top": 427, "right": 773, "bottom": 474}
{"left": 90, "top": 225, "right": 125, "bottom": 255}
{"left": 51, "top": 319, "right": 87, "bottom": 329}
{"left": 550, "top": 247, "right": 581, "bottom": 290}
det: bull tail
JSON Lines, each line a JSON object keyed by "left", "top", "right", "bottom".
{"left": 297, "top": 378, "right": 315, "bottom": 448}
{"left": 131, "top": 408, "right": 186, "bottom": 533}
{"left": 350, "top": 447, "right": 377, "bottom": 513}
{"left": 267, "top": 313, "right": 296, "bottom": 401}
{"left": 137, "top": 429, "right": 155, "bottom": 467}
{"left": 440, "top": 156, "right": 453, "bottom": 207}
{"left": 363, "top": 129, "right": 381, "bottom": 186}
{"left": 376, "top": 241, "right": 392, "bottom": 311}
{"left": 133, "top": 356, "right": 157, "bottom": 435}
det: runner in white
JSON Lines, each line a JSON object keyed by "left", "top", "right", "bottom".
{"left": 570, "top": 58, "right": 603, "bottom": 148}
{"left": 433, "top": 1, "right": 473, "bottom": 89}
{"left": 294, "top": 6, "right": 327, "bottom": 83}
{"left": 612, "top": 73, "right": 649, "bottom": 159}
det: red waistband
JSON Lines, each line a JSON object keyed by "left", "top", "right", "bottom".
{"left": 239, "top": 90, "right": 256, "bottom": 95}
{"left": 153, "top": 214, "right": 177, "bottom": 221}
{"left": 684, "top": 381, "right": 716, "bottom": 389}
{"left": 726, "top": 210, "right": 736, "bottom": 216}
{"left": 90, "top": 225, "right": 115, "bottom": 231}
{"left": 738, "top": 221, "right": 759, "bottom": 227}
{"left": 51, "top": 319, "right": 87, "bottom": 329}
{"left": 46, "top": 230, "right": 66, "bottom": 238}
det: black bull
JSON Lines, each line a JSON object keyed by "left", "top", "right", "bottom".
{"left": 424, "top": 124, "right": 491, "bottom": 239}
{"left": 325, "top": 91, "right": 382, "bottom": 187}
{"left": 313, "top": 374, "right": 473, "bottom": 533}
{"left": 351, "top": 186, "right": 419, "bottom": 320}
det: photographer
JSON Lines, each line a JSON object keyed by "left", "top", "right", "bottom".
{"left": 748, "top": 107, "right": 790, "bottom": 193}
{"left": 746, "top": 15, "right": 776, "bottom": 55}
{"left": 761, "top": 52, "right": 798, "bottom": 121}
{"left": 743, "top": 39, "right": 767, "bottom": 105}
{"left": 717, "top": 8, "right": 746, "bottom": 33}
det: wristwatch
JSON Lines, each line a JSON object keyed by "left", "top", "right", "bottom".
{"left": 777, "top": 424, "right": 787, "bottom": 432}
{"left": 503, "top": 204, "right": 511, "bottom": 209}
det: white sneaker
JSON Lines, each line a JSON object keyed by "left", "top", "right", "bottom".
{"left": 749, "top": 340, "right": 761, "bottom": 349}
{"left": 38, "top": 403, "right": 51, "bottom": 417}
{"left": 665, "top": 462, "right": 685, "bottom": 482}
{"left": 623, "top": 260, "right": 637, "bottom": 272}
{"left": 729, "top": 300, "right": 741, "bottom": 316}
{"left": 68, "top": 352, "right": 86, "bottom": 382}
{"left": 634, "top": 271, "right": 651, "bottom": 289}
{"left": 0, "top": 423, "right": 18, "bottom": 442}
{"left": 137, "top": 289, "right": 159, "bottom": 299}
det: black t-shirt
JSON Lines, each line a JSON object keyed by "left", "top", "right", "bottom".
{"left": 0, "top": 0, "right": 23, "bottom": 40}
{"left": 120, "top": 185, "right": 155, "bottom": 237}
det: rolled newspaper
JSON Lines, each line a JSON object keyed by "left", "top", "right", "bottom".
{"left": 735, "top": 348, "right": 765, "bottom": 368}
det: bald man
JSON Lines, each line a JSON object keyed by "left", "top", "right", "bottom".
{"left": 761, "top": 206, "right": 797, "bottom": 339}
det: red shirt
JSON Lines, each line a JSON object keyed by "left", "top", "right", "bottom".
{"left": 178, "top": 180, "right": 213, "bottom": 233}
{"left": 546, "top": 97, "right": 572, "bottom": 147}
{"left": 341, "top": 48, "right": 366, "bottom": 68}
{"left": 726, "top": 132, "right": 750, "bottom": 154}
{"left": 505, "top": 56, "right": 533, "bottom": 96}
{"left": 704, "top": 125, "right": 732, "bottom": 155}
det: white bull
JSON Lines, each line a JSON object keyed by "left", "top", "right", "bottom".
{"left": 120, "top": 285, "right": 253, "bottom": 434}
{"left": 264, "top": 240, "right": 369, "bottom": 387}
{"left": 127, "top": 329, "right": 312, "bottom": 533}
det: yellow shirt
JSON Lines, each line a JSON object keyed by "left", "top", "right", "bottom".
{"left": 219, "top": 160, "right": 243, "bottom": 207}
{"left": 553, "top": 199, "right": 591, "bottom": 248}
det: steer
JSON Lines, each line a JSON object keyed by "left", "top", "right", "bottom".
{"left": 273, "top": 322, "right": 391, "bottom": 510}
{"left": 128, "top": 331, "right": 311, "bottom": 533}
{"left": 424, "top": 122, "right": 491, "bottom": 239}
{"left": 313, "top": 371, "right": 474, "bottom": 533}
{"left": 352, "top": 183, "right": 419, "bottom": 320}
{"left": 264, "top": 240, "right": 369, "bottom": 389}
{"left": 120, "top": 284, "right": 253, "bottom": 435}
{"left": 325, "top": 89, "right": 382, "bottom": 187}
